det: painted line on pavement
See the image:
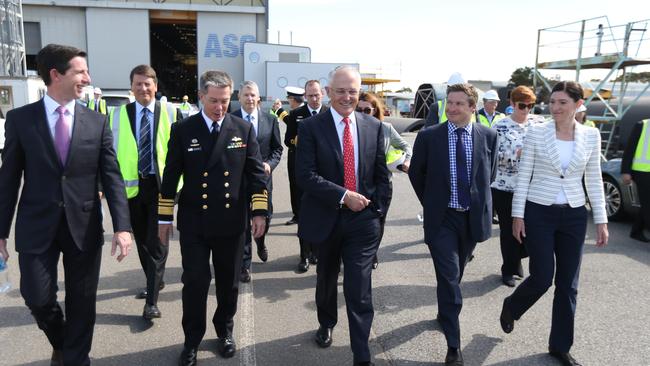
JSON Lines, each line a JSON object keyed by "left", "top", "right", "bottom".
{"left": 239, "top": 274, "right": 256, "bottom": 366}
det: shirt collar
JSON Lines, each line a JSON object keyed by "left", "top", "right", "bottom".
{"left": 136, "top": 100, "right": 156, "bottom": 115}
{"left": 448, "top": 121, "right": 473, "bottom": 135}
{"left": 330, "top": 108, "right": 356, "bottom": 126}
{"left": 201, "top": 110, "right": 224, "bottom": 129}
{"left": 240, "top": 108, "right": 258, "bottom": 121}
{"left": 308, "top": 105, "right": 321, "bottom": 115}
{"left": 43, "top": 93, "right": 76, "bottom": 117}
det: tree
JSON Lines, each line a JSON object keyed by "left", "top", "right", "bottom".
{"left": 509, "top": 67, "right": 535, "bottom": 86}
{"left": 396, "top": 87, "right": 412, "bottom": 93}
{"left": 612, "top": 72, "right": 650, "bottom": 83}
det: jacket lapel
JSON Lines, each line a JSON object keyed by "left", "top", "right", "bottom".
{"left": 438, "top": 125, "right": 451, "bottom": 188}
{"left": 206, "top": 114, "right": 234, "bottom": 169}
{"left": 322, "top": 111, "right": 343, "bottom": 172}
{"left": 356, "top": 112, "right": 368, "bottom": 184}
{"left": 65, "top": 103, "right": 88, "bottom": 171}
{"left": 35, "top": 99, "right": 61, "bottom": 170}
{"left": 470, "top": 124, "right": 482, "bottom": 184}
{"left": 153, "top": 101, "right": 161, "bottom": 150}
{"left": 544, "top": 121, "right": 564, "bottom": 175}
{"left": 256, "top": 110, "right": 267, "bottom": 139}
{"left": 565, "top": 123, "right": 586, "bottom": 176}
{"left": 126, "top": 102, "right": 137, "bottom": 140}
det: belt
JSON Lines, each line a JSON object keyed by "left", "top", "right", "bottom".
{"left": 550, "top": 203, "right": 571, "bottom": 208}
{"left": 448, "top": 207, "right": 469, "bottom": 212}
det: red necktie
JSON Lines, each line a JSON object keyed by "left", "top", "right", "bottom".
{"left": 342, "top": 117, "right": 356, "bottom": 192}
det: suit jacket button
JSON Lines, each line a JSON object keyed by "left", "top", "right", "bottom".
{"left": 224, "top": 171, "right": 229, "bottom": 176}
{"left": 202, "top": 194, "right": 208, "bottom": 199}
{"left": 224, "top": 182, "right": 229, "bottom": 187}
{"left": 202, "top": 183, "right": 208, "bottom": 188}
{"left": 202, "top": 204, "right": 208, "bottom": 210}
{"left": 203, "top": 172, "right": 208, "bottom": 177}
{"left": 58, "top": 201, "right": 64, "bottom": 207}
{"left": 225, "top": 193, "right": 230, "bottom": 198}
{"left": 225, "top": 203, "right": 230, "bottom": 208}
{"left": 560, "top": 175, "right": 564, "bottom": 179}
{"left": 61, "top": 176, "right": 66, "bottom": 180}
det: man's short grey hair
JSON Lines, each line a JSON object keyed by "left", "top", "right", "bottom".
{"left": 328, "top": 65, "right": 361, "bottom": 86}
{"left": 199, "top": 70, "right": 233, "bottom": 94}
{"left": 240, "top": 80, "right": 260, "bottom": 95}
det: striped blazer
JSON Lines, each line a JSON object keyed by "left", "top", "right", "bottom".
{"left": 512, "top": 120, "right": 607, "bottom": 224}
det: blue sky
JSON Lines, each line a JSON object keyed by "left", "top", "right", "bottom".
{"left": 268, "top": 0, "right": 648, "bottom": 90}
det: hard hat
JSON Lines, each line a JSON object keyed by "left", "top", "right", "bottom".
{"left": 93, "top": 87, "right": 102, "bottom": 95}
{"left": 505, "top": 105, "right": 514, "bottom": 115}
{"left": 386, "top": 147, "right": 406, "bottom": 173}
{"left": 446, "top": 72, "right": 466, "bottom": 85}
{"left": 285, "top": 86, "right": 305, "bottom": 97}
{"left": 182, "top": 95, "right": 189, "bottom": 101}
{"left": 483, "top": 90, "right": 500, "bottom": 101}
{"left": 576, "top": 104, "right": 587, "bottom": 113}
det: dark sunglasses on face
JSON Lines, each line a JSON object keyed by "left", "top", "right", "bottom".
{"left": 356, "top": 107, "right": 374, "bottom": 114}
{"left": 517, "top": 102, "right": 536, "bottom": 110}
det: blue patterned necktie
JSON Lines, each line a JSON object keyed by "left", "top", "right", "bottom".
{"left": 455, "top": 128, "right": 470, "bottom": 208}
{"left": 138, "top": 109, "right": 152, "bottom": 175}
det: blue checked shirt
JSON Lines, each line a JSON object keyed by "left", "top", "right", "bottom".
{"left": 448, "top": 122, "right": 473, "bottom": 209}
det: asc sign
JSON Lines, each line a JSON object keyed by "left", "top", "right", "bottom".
{"left": 204, "top": 33, "right": 256, "bottom": 58}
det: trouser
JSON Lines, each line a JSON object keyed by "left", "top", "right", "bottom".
{"left": 426, "top": 209, "right": 476, "bottom": 348}
{"left": 180, "top": 230, "right": 245, "bottom": 347}
{"left": 506, "top": 201, "right": 587, "bottom": 352}
{"left": 631, "top": 171, "right": 650, "bottom": 235}
{"left": 492, "top": 189, "right": 526, "bottom": 277}
{"left": 287, "top": 149, "right": 302, "bottom": 219}
{"left": 19, "top": 214, "right": 102, "bottom": 366}
{"left": 129, "top": 175, "right": 168, "bottom": 305}
{"left": 316, "top": 208, "right": 380, "bottom": 363}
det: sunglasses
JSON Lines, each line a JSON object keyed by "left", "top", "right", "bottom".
{"left": 517, "top": 103, "right": 536, "bottom": 110}
{"left": 356, "top": 107, "right": 374, "bottom": 114}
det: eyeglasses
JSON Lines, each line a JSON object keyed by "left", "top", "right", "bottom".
{"left": 355, "top": 107, "right": 374, "bottom": 114}
{"left": 517, "top": 102, "right": 536, "bottom": 110}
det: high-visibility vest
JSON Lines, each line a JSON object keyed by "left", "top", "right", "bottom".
{"left": 438, "top": 99, "right": 478, "bottom": 124}
{"left": 109, "top": 103, "right": 176, "bottom": 198}
{"left": 179, "top": 102, "right": 191, "bottom": 111}
{"left": 632, "top": 119, "right": 650, "bottom": 172}
{"left": 88, "top": 98, "right": 107, "bottom": 115}
{"left": 478, "top": 112, "right": 505, "bottom": 127}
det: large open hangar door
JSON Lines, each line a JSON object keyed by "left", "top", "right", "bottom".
{"left": 150, "top": 11, "right": 197, "bottom": 103}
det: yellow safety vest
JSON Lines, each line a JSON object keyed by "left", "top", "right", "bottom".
{"left": 109, "top": 103, "right": 176, "bottom": 198}
{"left": 88, "top": 98, "right": 107, "bottom": 115}
{"left": 632, "top": 119, "right": 650, "bottom": 172}
{"left": 438, "top": 99, "right": 478, "bottom": 124}
{"left": 179, "top": 102, "right": 191, "bottom": 111}
{"left": 478, "top": 112, "right": 505, "bottom": 127}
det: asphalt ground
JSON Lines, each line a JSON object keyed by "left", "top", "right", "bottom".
{"left": 1, "top": 129, "right": 648, "bottom": 366}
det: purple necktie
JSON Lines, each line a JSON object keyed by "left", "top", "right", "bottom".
{"left": 54, "top": 106, "right": 71, "bottom": 165}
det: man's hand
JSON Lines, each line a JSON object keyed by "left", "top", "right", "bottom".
{"left": 400, "top": 161, "right": 410, "bottom": 173}
{"left": 512, "top": 217, "right": 526, "bottom": 244}
{"left": 263, "top": 162, "right": 272, "bottom": 176}
{"left": 158, "top": 223, "right": 173, "bottom": 246}
{"left": 111, "top": 231, "right": 132, "bottom": 262}
{"left": 0, "top": 238, "right": 9, "bottom": 262}
{"left": 622, "top": 173, "right": 633, "bottom": 185}
{"left": 252, "top": 216, "right": 266, "bottom": 239}
{"left": 98, "top": 191, "right": 104, "bottom": 200}
{"left": 596, "top": 223, "right": 609, "bottom": 247}
{"left": 343, "top": 191, "right": 370, "bottom": 212}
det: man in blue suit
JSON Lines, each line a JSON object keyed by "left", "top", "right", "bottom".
{"left": 409, "top": 83, "right": 497, "bottom": 366}
{"left": 296, "top": 66, "right": 390, "bottom": 366}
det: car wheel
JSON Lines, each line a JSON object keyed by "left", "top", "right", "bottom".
{"left": 603, "top": 175, "right": 625, "bottom": 221}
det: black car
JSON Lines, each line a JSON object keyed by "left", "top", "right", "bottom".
{"left": 600, "top": 156, "right": 640, "bottom": 221}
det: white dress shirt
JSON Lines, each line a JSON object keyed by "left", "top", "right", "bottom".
{"left": 43, "top": 94, "right": 75, "bottom": 138}
{"left": 201, "top": 110, "right": 223, "bottom": 132}
{"left": 308, "top": 105, "right": 321, "bottom": 116}
{"left": 240, "top": 108, "right": 258, "bottom": 135}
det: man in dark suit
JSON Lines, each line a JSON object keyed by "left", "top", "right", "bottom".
{"left": 621, "top": 119, "right": 650, "bottom": 242}
{"left": 0, "top": 44, "right": 132, "bottom": 366}
{"left": 157, "top": 70, "right": 269, "bottom": 366}
{"left": 110, "top": 64, "right": 182, "bottom": 320}
{"left": 409, "top": 83, "right": 497, "bottom": 366}
{"left": 232, "top": 80, "right": 283, "bottom": 282}
{"left": 285, "top": 80, "right": 329, "bottom": 272}
{"left": 296, "top": 66, "right": 390, "bottom": 366}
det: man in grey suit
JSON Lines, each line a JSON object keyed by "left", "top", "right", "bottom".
{"left": 232, "top": 80, "right": 283, "bottom": 282}
{"left": 409, "top": 83, "right": 497, "bottom": 365}
{"left": 0, "top": 44, "right": 132, "bottom": 366}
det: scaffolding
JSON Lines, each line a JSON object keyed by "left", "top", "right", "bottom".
{"left": 0, "top": 0, "right": 25, "bottom": 77}
{"left": 533, "top": 16, "right": 650, "bottom": 158}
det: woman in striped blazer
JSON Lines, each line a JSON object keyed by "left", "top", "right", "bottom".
{"left": 499, "top": 81, "right": 609, "bottom": 366}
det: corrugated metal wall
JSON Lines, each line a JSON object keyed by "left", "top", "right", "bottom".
{"left": 23, "top": 5, "right": 87, "bottom": 51}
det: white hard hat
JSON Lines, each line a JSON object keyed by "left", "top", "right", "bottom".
{"left": 576, "top": 104, "right": 587, "bottom": 113}
{"left": 447, "top": 72, "right": 466, "bottom": 85}
{"left": 483, "top": 90, "right": 500, "bottom": 101}
{"left": 93, "top": 87, "right": 102, "bottom": 95}
{"left": 386, "top": 147, "right": 406, "bottom": 173}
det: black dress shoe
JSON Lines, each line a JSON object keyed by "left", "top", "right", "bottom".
{"left": 240, "top": 268, "right": 251, "bottom": 283}
{"left": 549, "top": 349, "right": 582, "bottom": 366}
{"left": 297, "top": 257, "right": 309, "bottom": 272}
{"left": 136, "top": 281, "right": 166, "bottom": 299}
{"left": 178, "top": 346, "right": 197, "bottom": 366}
{"left": 354, "top": 362, "right": 375, "bottom": 366}
{"left": 314, "top": 326, "right": 333, "bottom": 348}
{"left": 445, "top": 347, "right": 463, "bottom": 365}
{"left": 51, "top": 350, "right": 64, "bottom": 366}
{"left": 285, "top": 216, "right": 298, "bottom": 225}
{"left": 500, "top": 298, "right": 515, "bottom": 333}
{"left": 502, "top": 275, "right": 516, "bottom": 287}
{"left": 143, "top": 303, "right": 162, "bottom": 319}
{"left": 216, "top": 336, "right": 236, "bottom": 358}
{"left": 256, "top": 243, "right": 269, "bottom": 262}
{"left": 308, "top": 254, "right": 318, "bottom": 265}
{"left": 630, "top": 231, "right": 650, "bottom": 243}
